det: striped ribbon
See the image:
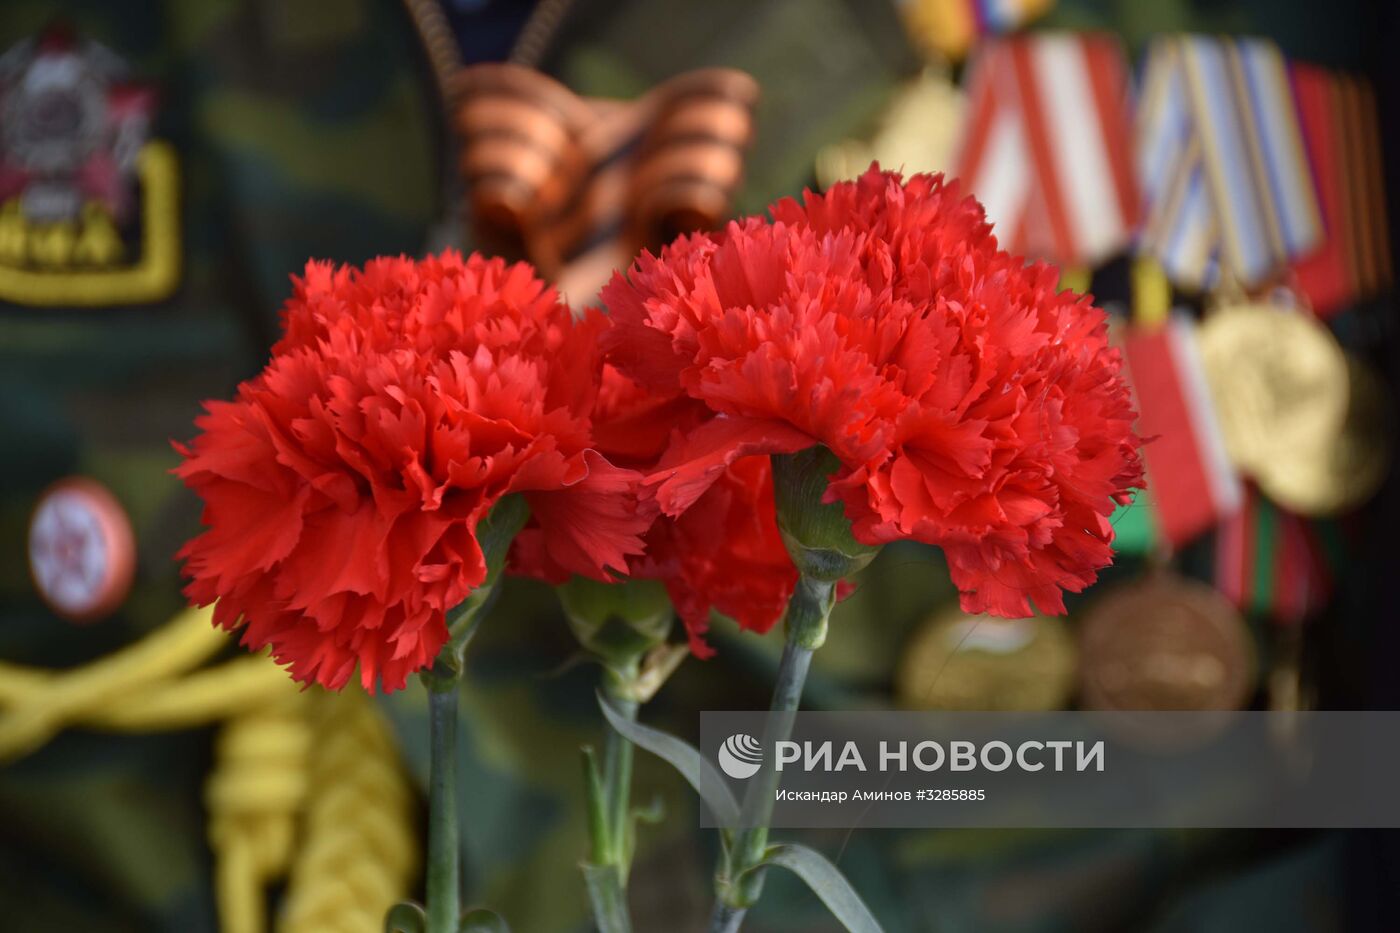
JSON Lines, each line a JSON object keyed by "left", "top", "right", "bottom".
{"left": 1121, "top": 314, "right": 1243, "bottom": 549}
{"left": 453, "top": 64, "right": 758, "bottom": 304}
{"left": 956, "top": 33, "right": 1139, "bottom": 266}
{"left": 1137, "top": 36, "right": 1322, "bottom": 291}
{"left": 1215, "top": 486, "right": 1332, "bottom": 624}
{"left": 1290, "top": 65, "right": 1393, "bottom": 316}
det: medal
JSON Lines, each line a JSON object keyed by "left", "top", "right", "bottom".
{"left": 0, "top": 27, "right": 180, "bottom": 306}
{"left": 1078, "top": 574, "right": 1254, "bottom": 711}
{"left": 27, "top": 478, "right": 136, "bottom": 623}
{"left": 1254, "top": 355, "right": 1391, "bottom": 516}
{"left": 896, "top": 606, "right": 1076, "bottom": 711}
{"left": 1197, "top": 302, "right": 1350, "bottom": 476}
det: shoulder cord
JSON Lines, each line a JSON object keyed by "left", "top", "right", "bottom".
{"left": 0, "top": 607, "right": 417, "bottom": 933}
{"left": 278, "top": 687, "right": 419, "bottom": 933}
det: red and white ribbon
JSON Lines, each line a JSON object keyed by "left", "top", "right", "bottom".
{"left": 1122, "top": 316, "right": 1243, "bottom": 548}
{"left": 956, "top": 33, "right": 1139, "bottom": 266}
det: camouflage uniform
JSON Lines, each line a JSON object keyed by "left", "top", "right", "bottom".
{"left": 0, "top": 1, "right": 1391, "bottom": 932}
{"left": 0, "top": 1, "right": 436, "bottom": 929}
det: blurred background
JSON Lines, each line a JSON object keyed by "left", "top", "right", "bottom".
{"left": 1, "top": 0, "right": 1397, "bottom": 930}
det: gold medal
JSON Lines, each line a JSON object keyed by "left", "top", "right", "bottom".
{"left": 1078, "top": 574, "right": 1255, "bottom": 711}
{"left": 896, "top": 607, "right": 1076, "bottom": 711}
{"left": 1197, "top": 302, "right": 1350, "bottom": 474}
{"left": 1255, "top": 355, "right": 1392, "bottom": 515}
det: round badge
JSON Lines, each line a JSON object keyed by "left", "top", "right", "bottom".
{"left": 897, "top": 606, "right": 1077, "bottom": 711}
{"left": 27, "top": 478, "right": 136, "bottom": 623}
{"left": 1078, "top": 574, "right": 1254, "bottom": 712}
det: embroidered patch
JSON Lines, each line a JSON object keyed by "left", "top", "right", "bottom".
{"left": 0, "top": 25, "right": 179, "bottom": 306}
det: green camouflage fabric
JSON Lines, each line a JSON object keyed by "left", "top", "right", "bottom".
{"left": 0, "top": 0, "right": 1382, "bottom": 931}
{"left": 0, "top": 1, "right": 437, "bottom": 929}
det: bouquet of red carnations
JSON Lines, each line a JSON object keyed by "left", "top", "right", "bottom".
{"left": 175, "top": 167, "right": 1143, "bottom": 933}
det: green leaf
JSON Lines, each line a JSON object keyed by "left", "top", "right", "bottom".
{"left": 631, "top": 793, "right": 666, "bottom": 825}
{"left": 759, "top": 843, "right": 883, "bottom": 933}
{"left": 437, "top": 495, "right": 531, "bottom": 673}
{"left": 459, "top": 908, "right": 511, "bottom": 933}
{"left": 596, "top": 691, "right": 740, "bottom": 825}
{"left": 384, "top": 901, "right": 426, "bottom": 933}
{"left": 581, "top": 744, "right": 609, "bottom": 863}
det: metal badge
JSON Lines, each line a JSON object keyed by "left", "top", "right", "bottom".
{"left": 28, "top": 477, "right": 136, "bottom": 622}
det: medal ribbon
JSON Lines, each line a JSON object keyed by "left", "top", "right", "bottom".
{"left": 1137, "top": 37, "right": 1322, "bottom": 290}
{"left": 956, "top": 33, "right": 1139, "bottom": 266}
{"left": 1290, "top": 66, "right": 1392, "bottom": 315}
{"left": 1121, "top": 315, "right": 1243, "bottom": 548}
{"left": 1215, "top": 487, "right": 1331, "bottom": 623}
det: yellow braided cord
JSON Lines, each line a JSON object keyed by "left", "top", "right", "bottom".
{"left": 0, "top": 654, "right": 292, "bottom": 731}
{"left": 207, "top": 684, "right": 313, "bottom": 933}
{"left": 0, "top": 607, "right": 418, "bottom": 933}
{"left": 0, "top": 607, "right": 233, "bottom": 760}
{"left": 278, "top": 687, "right": 419, "bottom": 933}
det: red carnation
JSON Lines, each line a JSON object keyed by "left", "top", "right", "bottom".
{"left": 602, "top": 367, "right": 798, "bottom": 656}
{"left": 638, "top": 455, "right": 798, "bottom": 658}
{"left": 601, "top": 167, "right": 1144, "bottom": 618}
{"left": 510, "top": 365, "right": 798, "bottom": 656}
{"left": 176, "top": 252, "right": 652, "bottom": 692}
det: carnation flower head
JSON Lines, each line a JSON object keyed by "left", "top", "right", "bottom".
{"left": 512, "top": 364, "right": 798, "bottom": 657}
{"left": 176, "top": 252, "right": 651, "bottom": 692}
{"left": 596, "top": 367, "right": 799, "bottom": 657}
{"left": 601, "top": 166, "right": 1144, "bottom": 618}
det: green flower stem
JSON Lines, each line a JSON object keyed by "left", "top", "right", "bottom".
{"left": 709, "top": 902, "right": 746, "bottom": 933}
{"left": 602, "top": 687, "right": 639, "bottom": 870}
{"left": 563, "top": 577, "right": 676, "bottom": 933}
{"left": 583, "top": 662, "right": 641, "bottom": 933}
{"left": 583, "top": 863, "right": 633, "bottom": 933}
{"left": 710, "top": 574, "right": 835, "bottom": 931}
{"left": 384, "top": 496, "right": 529, "bottom": 933}
{"left": 424, "top": 667, "right": 461, "bottom": 933}
{"left": 440, "top": 496, "right": 529, "bottom": 674}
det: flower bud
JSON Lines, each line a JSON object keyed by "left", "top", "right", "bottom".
{"left": 558, "top": 576, "right": 673, "bottom": 671}
{"left": 771, "top": 448, "right": 879, "bottom": 582}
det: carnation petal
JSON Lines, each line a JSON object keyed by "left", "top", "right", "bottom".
{"left": 648, "top": 415, "right": 812, "bottom": 515}
{"left": 523, "top": 450, "right": 656, "bottom": 581}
